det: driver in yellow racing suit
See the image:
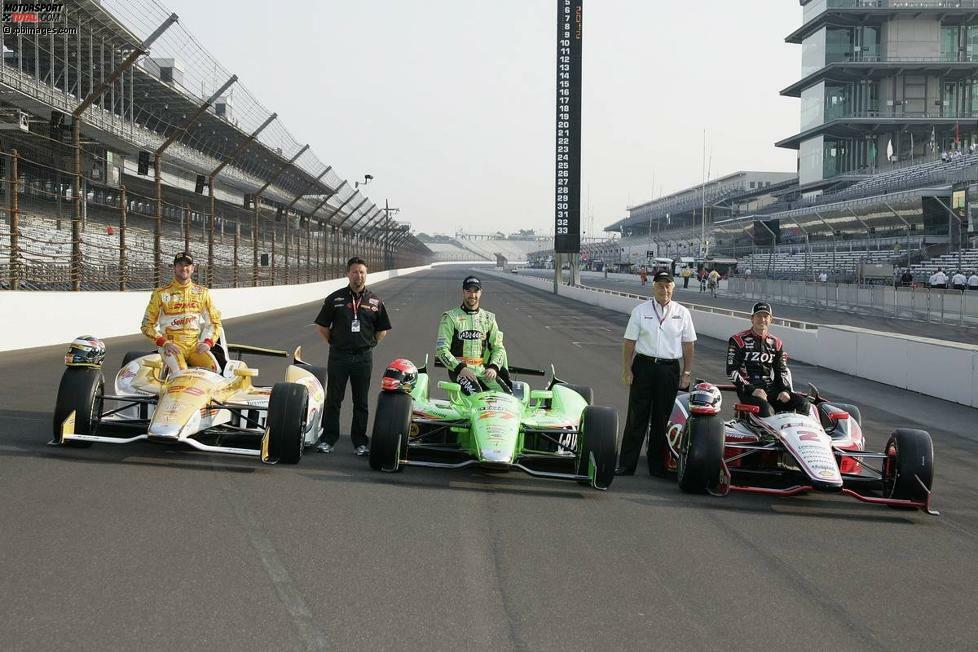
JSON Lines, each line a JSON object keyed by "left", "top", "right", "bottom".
{"left": 141, "top": 252, "right": 223, "bottom": 375}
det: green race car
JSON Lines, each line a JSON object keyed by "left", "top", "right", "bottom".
{"left": 369, "top": 358, "right": 620, "bottom": 490}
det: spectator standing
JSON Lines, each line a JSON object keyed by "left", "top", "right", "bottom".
{"left": 929, "top": 267, "right": 948, "bottom": 289}
{"left": 618, "top": 271, "right": 696, "bottom": 477}
{"left": 900, "top": 269, "right": 913, "bottom": 287}
{"left": 951, "top": 270, "right": 968, "bottom": 291}
{"left": 818, "top": 271, "right": 828, "bottom": 283}
{"left": 967, "top": 271, "right": 978, "bottom": 290}
{"left": 681, "top": 266, "right": 692, "bottom": 289}
{"left": 314, "top": 256, "right": 392, "bottom": 456}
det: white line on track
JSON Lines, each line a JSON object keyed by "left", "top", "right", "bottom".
{"left": 219, "top": 477, "right": 328, "bottom": 650}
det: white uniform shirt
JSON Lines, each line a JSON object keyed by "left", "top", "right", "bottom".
{"left": 951, "top": 273, "right": 967, "bottom": 287}
{"left": 624, "top": 300, "right": 696, "bottom": 359}
{"left": 968, "top": 274, "right": 978, "bottom": 288}
{"left": 929, "top": 271, "right": 948, "bottom": 287}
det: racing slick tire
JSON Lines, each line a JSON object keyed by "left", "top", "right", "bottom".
{"left": 677, "top": 413, "right": 724, "bottom": 494}
{"left": 370, "top": 391, "right": 412, "bottom": 472}
{"left": 52, "top": 367, "right": 104, "bottom": 447}
{"left": 833, "top": 402, "right": 862, "bottom": 426}
{"left": 560, "top": 383, "right": 594, "bottom": 406}
{"left": 882, "top": 428, "right": 934, "bottom": 505}
{"left": 266, "top": 382, "right": 309, "bottom": 465}
{"left": 575, "top": 405, "right": 618, "bottom": 490}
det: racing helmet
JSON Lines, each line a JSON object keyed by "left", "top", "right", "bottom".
{"left": 688, "top": 382, "right": 722, "bottom": 415}
{"left": 65, "top": 335, "right": 106, "bottom": 368}
{"left": 381, "top": 359, "right": 418, "bottom": 393}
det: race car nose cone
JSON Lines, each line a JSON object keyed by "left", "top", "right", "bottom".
{"left": 148, "top": 422, "right": 181, "bottom": 438}
{"left": 480, "top": 448, "right": 514, "bottom": 466}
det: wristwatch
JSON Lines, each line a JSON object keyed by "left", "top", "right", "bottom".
{"left": 682, "top": 371, "right": 691, "bottom": 376}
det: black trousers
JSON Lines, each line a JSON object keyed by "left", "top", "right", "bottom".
{"left": 737, "top": 389, "right": 807, "bottom": 418}
{"left": 619, "top": 357, "right": 681, "bottom": 476}
{"left": 323, "top": 349, "right": 373, "bottom": 447}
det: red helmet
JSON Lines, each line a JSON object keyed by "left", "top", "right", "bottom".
{"left": 689, "top": 382, "right": 722, "bottom": 415}
{"left": 381, "top": 359, "right": 418, "bottom": 393}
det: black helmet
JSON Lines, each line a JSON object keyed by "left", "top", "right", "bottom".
{"left": 65, "top": 335, "right": 106, "bottom": 367}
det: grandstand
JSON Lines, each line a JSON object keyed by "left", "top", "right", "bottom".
{"left": 0, "top": 0, "right": 430, "bottom": 291}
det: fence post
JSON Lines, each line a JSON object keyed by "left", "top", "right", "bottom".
{"left": 8, "top": 149, "right": 19, "bottom": 290}
{"left": 233, "top": 221, "right": 239, "bottom": 288}
{"left": 252, "top": 200, "right": 259, "bottom": 287}
{"left": 184, "top": 202, "right": 191, "bottom": 254}
{"left": 119, "top": 185, "right": 127, "bottom": 291}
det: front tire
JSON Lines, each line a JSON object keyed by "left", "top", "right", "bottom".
{"left": 52, "top": 367, "right": 104, "bottom": 447}
{"left": 266, "top": 382, "right": 309, "bottom": 464}
{"left": 576, "top": 405, "right": 618, "bottom": 490}
{"left": 882, "top": 428, "right": 934, "bottom": 505}
{"left": 677, "top": 413, "right": 724, "bottom": 494}
{"left": 370, "top": 392, "right": 413, "bottom": 472}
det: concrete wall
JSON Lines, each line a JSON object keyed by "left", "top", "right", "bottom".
{"left": 0, "top": 265, "right": 431, "bottom": 352}
{"left": 486, "top": 270, "right": 978, "bottom": 408}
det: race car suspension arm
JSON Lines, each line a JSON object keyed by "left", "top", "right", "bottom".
{"left": 722, "top": 442, "right": 779, "bottom": 465}
{"left": 99, "top": 399, "right": 155, "bottom": 419}
{"left": 523, "top": 428, "right": 580, "bottom": 455}
{"left": 210, "top": 402, "right": 266, "bottom": 429}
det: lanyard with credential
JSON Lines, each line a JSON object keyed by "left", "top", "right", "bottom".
{"left": 350, "top": 291, "right": 363, "bottom": 331}
{"left": 652, "top": 300, "right": 668, "bottom": 328}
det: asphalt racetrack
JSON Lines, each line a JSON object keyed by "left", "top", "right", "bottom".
{"left": 1, "top": 266, "right": 977, "bottom": 650}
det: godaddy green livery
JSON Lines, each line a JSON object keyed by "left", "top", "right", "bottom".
{"left": 369, "top": 358, "right": 620, "bottom": 490}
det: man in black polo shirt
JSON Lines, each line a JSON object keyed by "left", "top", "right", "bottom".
{"left": 314, "top": 257, "right": 392, "bottom": 455}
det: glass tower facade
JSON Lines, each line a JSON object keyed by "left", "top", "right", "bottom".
{"left": 781, "top": 2, "right": 978, "bottom": 185}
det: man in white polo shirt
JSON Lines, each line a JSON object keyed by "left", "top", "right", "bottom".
{"left": 968, "top": 270, "right": 978, "bottom": 290}
{"left": 618, "top": 270, "right": 697, "bottom": 477}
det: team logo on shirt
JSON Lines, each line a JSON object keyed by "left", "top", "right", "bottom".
{"left": 459, "top": 330, "right": 483, "bottom": 340}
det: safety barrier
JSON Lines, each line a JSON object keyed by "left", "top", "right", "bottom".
{"left": 486, "top": 270, "right": 978, "bottom": 408}
{"left": 0, "top": 264, "right": 432, "bottom": 352}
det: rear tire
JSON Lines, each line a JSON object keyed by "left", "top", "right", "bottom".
{"left": 266, "top": 382, "right": 308, "bottom": 464}
{"left": 677, "top": 413, "right": 724, "bottom": 494}
{"left": 575, "top": 405, "right": 618, "bottom": 490}
{"left": 560, "top": 383, "right": 593, "bottom": 405}
{"left": 832, "top": 402, "right": 862, "bottom": 426}
{"left": 370, "top": 392, "right": 413, "bottom": 472}
{"left": 882, "top": 428, "right": 934, "bottom": 505}
{"left": 121, "top": 351, "right": 153, "bottom": 370}
{"left": 52, "top": 367, "right": 104, "bottom": 447}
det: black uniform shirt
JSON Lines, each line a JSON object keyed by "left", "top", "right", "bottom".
{"left": 315, "top": 286, "right": 392, "bottom": 352}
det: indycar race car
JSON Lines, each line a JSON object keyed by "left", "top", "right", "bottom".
{"left": 50, "top": 335, "right": 325, "bottom": 464}
{"left": 664, "top": 381, "right": 937, "bottom": 513}
{"left": 367, "top": 358, "right": 620, "bottom": 490}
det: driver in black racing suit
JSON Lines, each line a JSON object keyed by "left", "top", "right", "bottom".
{"left": 436, "top": 275, "right": 512, "bottom": 395}
{"left": 726, "top": 302, "right": 808, "bottom": 418}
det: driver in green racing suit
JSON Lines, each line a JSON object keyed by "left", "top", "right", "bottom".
{"left": 436, "top": 275, "right": 511, "bottom": 394}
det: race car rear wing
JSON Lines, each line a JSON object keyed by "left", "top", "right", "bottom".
{"left": 227, "top": 343, "right": 289, "bottom": 360}
{"left": 433, "top": 358, "right": 545, "bottom": 376}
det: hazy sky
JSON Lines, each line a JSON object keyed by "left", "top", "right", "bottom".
{"left": 160, "top": 0, "right": 801, "bottom": 236}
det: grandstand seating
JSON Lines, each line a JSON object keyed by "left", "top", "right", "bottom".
{"left": 909, "top": 250, "right": 978, "bottom": 279}
{"left": 739, "top": 248, "right": 908, "bottom": 279}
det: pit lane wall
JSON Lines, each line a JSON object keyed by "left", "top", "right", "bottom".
{"left": 0, "top": 264, "right": 437, "bottom": 353}
{"left": 485, "top": 270, "right": 978, "bottom": 408}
